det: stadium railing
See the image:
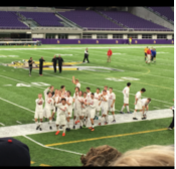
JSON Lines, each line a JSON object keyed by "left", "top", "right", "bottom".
{"left": 0, "top": 40, "right": 41, "bottom": 46}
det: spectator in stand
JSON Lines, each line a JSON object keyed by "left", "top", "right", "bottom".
{"left": 0, "top": 137, "right": 31, "bottom": 166}
{"left": 129, "top": 37, "right": 132, "bottom": 45}
{"left": 107, "top": 49, "right": 113, "bottom": 63}
{"left": 112, "top": 145, "right": 174, "bottom": 166}
{"left": 80, "top": 145, "right": 122, "bottom": 166}
{"left": 146, "top": 48, "right": 151, "bottom": 64}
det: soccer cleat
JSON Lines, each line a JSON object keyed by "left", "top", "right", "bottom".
{"left": 98, "top": 123, "right": 101, "bottom": 126}
{"left": 62, "top": 133, "right": 66, "bottom": 137}
{"left": 127, "top": 112, "right": 132, "bottom": 114}
{"left": 133, "top": 117, "right": 138, "bottom": 120}
{"left": 80, "top": 126, "right": 83, "bottom": 129}
{"left": 89, "top": 127, "right": 92, "bottom": 130}
{"left": 36, "top": 125, "right": 40, "bottom": 130}
{"left": 50, "top": 126, "right": 52, "bottom": 130}
{"left": 66, "top": 128, "right": 71, "bottom": 131}
{"left": 112, "top": 119, "right": 116, "bottom": 123}
{"left": 55, "top": 131, "right": 60, "bottom": 135}
{"left": 141, "top": 117, "right": 146, "bottom": 120}
{"left": 168, "top": 127, "right": 173, "bottom": 130}
{"left": 120, "top": 111, "right": 124, "bottom": 114}
{"left": 91, "top": 128, "right": 95, "bottom": 132}
{"left": 40, "top": 128, "right": 42, "bottom": 131}
{"left": 75, "top": 120, "right": 80, "bottom": 125}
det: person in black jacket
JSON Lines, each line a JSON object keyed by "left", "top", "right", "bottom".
{"left": 28, "top": 57, "right": 34, "bottom": 76}
{"left": 52, "top": 55, "right": 57, "bottom": 73}
{"left": 168, "top": 99, "right": 174, "bottom": 130}
{"left": 83, "top": 48, "right": 90, "bottom": 63}
{"left": 57, "top": 55, "right": 64, "bottom": 73}
{"left": 39, "top": 57, "right": 45, "bottom": 76}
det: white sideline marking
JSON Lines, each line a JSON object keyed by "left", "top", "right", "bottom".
{"left": 41, "top": 71, "right": 173, "bottom": 105}
{"left": 23, "top": 135, "right": 84, "bottom": 156}
{"left": 3, "top": 84, "right": 12, "bottom": 86}
{"left": 16, "top": 121, "right": 22, "bottom": 124}
{"left": 0, "top": 123, "right": 5, "bottom": 126}
{"left": 154, "top": 107, "right": 161, "bottom": 109}
{"left": 0, "top": 46, "right": 173, "bottom": 51}
{"left": 32, "top": 119, "right": 35, "bottom": 122}
{"left": 0, "top": 97, "right": 34, "bottom": 114}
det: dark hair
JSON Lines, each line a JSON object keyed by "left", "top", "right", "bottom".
{"left": 103, "top": 90, "right": 106, "bottom": 92}
{"left": 48, "top": 91, "right": 52, "bottom": 95}
{"left": 91, "top": 93, "right": 94, "bottom": 96}
{"left": 148, "top": 98, "right": 151, "bottom": 102}
{"left": 127, "top": 82, "right": 131, "bottom": 87}
{"left": 61, "top": 85, "right": 65, "bottom": 89}
{"left": 61, "top": 98, "right": 66, "bottom": 102}
{"left": 110, "top": 87, "right": 113, "bottom": 90}
{"left": 86, "top": 87, "right": 90, "bottom": 90}
{"left": 97, "top": 88, "right": 100, "bottom": 91}
{"left": 67, "top": 91, "right": 71, "bottom": 95}
{"left": 141, "top": 88, "right": 146, "bottom": 92}
{"left": 83, "top": 92, "right": 87, "bottom": 95}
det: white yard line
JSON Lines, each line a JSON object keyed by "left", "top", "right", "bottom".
{"left": 0, "top": 97, "right": 34, "bottom": 114}
{"left": 16, "top": 121, "right": 22, "bottom": 124}
{"left": 0, "top": 123, "right": 5, "bottom": 126}
{"left": 23, "top": 135, "right": 85, "bottom": 156}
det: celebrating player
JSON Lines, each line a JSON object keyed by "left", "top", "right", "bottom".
{"left": 108, "top": 88, "right": 116, "bottom": 122}
{"left": 34, "top": 94, "right": 44, "bottom": 131}
{"left": 72, "top": 76, "right": 81, "bottom": 89}
{"left": 133, "top": 88, "right": 146, "bottom": 120}
{"left": 55, "top": 98, "right": 68, "bottom": 137}
{"left": 120, "top": 82, "right": 131, "bottom": 114}
{"left": 94, "top": 88, "right": 101, "bottom": 120}
{"left": 66, "top": 91, "right": 73, "bottom": 131}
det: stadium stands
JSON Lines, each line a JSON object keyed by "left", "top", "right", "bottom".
{"left": 147, "top": 7, "right": 174, "bottom": 22}
{"left": 0, "top": 11, "right": 29, "bottom": 29}
{"left": 100, "top": 11, "right": 171, "bottom": 31}
{"left": 20, "top": 12, "right": 64, "bottom": 27}
{"left": 58, "top": 10, "right": 124, "bottom": 30}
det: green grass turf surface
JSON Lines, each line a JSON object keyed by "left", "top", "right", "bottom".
{"left": 0, "top": 44, "right": 174, "bottom": 166}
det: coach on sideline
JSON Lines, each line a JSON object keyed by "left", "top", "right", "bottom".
{"left": 83, "top": 48, "right": 90, "bottom": 63}
{"left": 52, "top": 55, "right": 57, "bottom": 73}
{"left": 57, "top": 55, "right": 64, "bottom": 73}
{"left": 39, "top": 57, "right": 45, "bottom": 76}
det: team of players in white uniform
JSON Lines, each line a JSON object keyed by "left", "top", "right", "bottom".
{"left": 34, "top": 76, "right": 151, "bottom": 137}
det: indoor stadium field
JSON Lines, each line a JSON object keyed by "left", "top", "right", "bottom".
{"left": 0, "top": 44, "right": 174, "bottom": 166}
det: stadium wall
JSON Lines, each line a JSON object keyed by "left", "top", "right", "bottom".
{"left": 33, "top": 39, "right": 174, "bottom": 44}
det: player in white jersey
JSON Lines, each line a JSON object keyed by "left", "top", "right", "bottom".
{"left": 82, "top": 92, "right": 88, "bottom": 128}
{"left": 141, "top": 98, "right": 151, "bottom": 120}
{"left": 94, "top": 88, "right": 101, "bottom": 120}
{"left": 43, "top": 87, "right": 54, "bottom": 129}
{"left": 101, "top": 86, "right": 110, "bottom": 96}
{"left": 108, "top": 88, "right": 116, "bottom": 122}
{"left": 55, "top": 98, "right": 68, "bottom": 137}
{"left": 61, "top": 85, "right": 67, "bottom": 98}
{"left": 66, "top": 91, "right": 73, "bottom": 131}
{"left": 34, "top": 94, "right": 44, "bottom": 131}
{"left": 120, "top": 82, "right": 131, "bottom": 114}
{"left": 99, "top": 90, "right": 109, "bottom": 125}
{"left": 73, "top": 91, "right": 83, "bottom": 129}
{"left": 86, "top": 87, "right": 91, "bottom": 102}
{"left": 52, "top": 89, "right": 60, "bottom": 121}
{"left": 133, "top": 88, "right": 146, "bottom": 120}
{"left": 86, "top": 93, "right": 96, "bottom": 132}
{"left": 73, "top": 87, "right": 80, "bottom": 126}
{"left": 72, "top": 76, "right": 81, "bottom": 89}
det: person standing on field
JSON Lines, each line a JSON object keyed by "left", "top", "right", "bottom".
{"left": 28, "top": 57, "right": 34, "bottom": 76}
{"left": 107, "top": 49, "right": 112, "bottom": 63}
{"left": 83, "top": 48, "right": 90, "bottom": 63}
{"left": 57, "top": 55, "right": 64, "bottom": 73}
{"left": 146, "top": 48, "right": 151, "bottom": 64}
{"left": 52, "top": 55, "right": 57, "bottom": 73}
{"left": 39, "top": 57, "right": 45, "bottom": 76}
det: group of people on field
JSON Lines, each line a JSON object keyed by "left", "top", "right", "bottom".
{"left": 144, "top": 47, "right": 157, "bottom": 64}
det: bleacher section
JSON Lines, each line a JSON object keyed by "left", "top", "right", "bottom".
{"left": 0, "top": 11, "right": 29, "bottom": 29}
{"left": 100, "top": 11, "right": 171, "bottom": 31}
{"left": 58, "top": 10, "right": 124, "bottom": 30}
{"left": 20, "top": 12, "right": 64, "bottom": 27}
{"left": 147, "top": 7, "right": 174, "bottom": 22}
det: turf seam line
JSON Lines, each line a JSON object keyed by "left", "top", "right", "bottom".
{"left": 23, "top": 135, "right": 85, "bottom": 156}
{"left": 45, "top": 128, "right": 167, "bottom": 147}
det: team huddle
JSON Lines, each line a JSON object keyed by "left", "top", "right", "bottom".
{"left": 34, "top": 76, "right": 151, "bottom": 137}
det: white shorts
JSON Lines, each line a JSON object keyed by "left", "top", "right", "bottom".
{"left": 74, "top": 107, "right": 81, "bottom": 117}
{"left": 101, "top": 106, "right": 108, "bottom": 115}
{"left": 124, "top": 97, "right": 129, "bottom": 104}
{"left": 96, "top": 105, "right": 101, "bottom": 112}
{"left": 51, "top": 106, "right": 55, "bottom": 113}
{"left": 89, "top": 110, "right": 96, "bottom": 119}
{"left": 67, "top": 108, "right": 72, "bottom": 118}
{"left": 108, "top": 104, "right": 115, "bottom": 112}
{"left": 44, "top": 108, "right": 52, "bottom": 118}
{"left": 34, "top": 110, "right": 43, "bottom": 119}
{"left": 147, "top": 55, "right": 151, "bottom": 63}
{"left": 135, "top": 100, "right": 142, "bottom": 110}
{"left": 81, "top": 109, "right": 86, "bottom": 117}
{"left": 56, "top": 115, "right": 66, "bottom": 126}
{"left": 85, "top": 108, "right": 89, "bottom": 117}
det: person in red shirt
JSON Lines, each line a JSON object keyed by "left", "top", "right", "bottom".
{"left": 146, "top": 48, "right": 151, "bottom": 64}
{"left": 107, "top": 49, "right": 113, "bottom": 63}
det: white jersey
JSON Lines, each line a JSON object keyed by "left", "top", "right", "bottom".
{"left": 61, "top": 91, "right": 67, "bottom": 98}
{"left": 86, "top": 92, "right": 91, "bottom": 102}
{"left": 66, "top": 96, "right": 73, "bottom": 110}
{"left": 136, "top": 91, "right": 141, "bottom": 100}
{"left": 88, "top": 98, "right": 96, "bottom": 109}
{"left": 101, "top": 90, "right": 110, "bottom": 97}
{"left": 123, "top": 87, "right": 130, "bottom": 98}
{"left": 94, "top": 92, "right": 101, "bottom": 106}
{"left": 35, "top": 98, "right": 44, "bottom": 111}
{"left": 45, "top": 97, "right": 54, "bottom": 109}
{"left": 76, "top": 82, "right": 81, "bottom": 89}
{"left": 53, "top": 94, "right": 61, "bottom": 105}
{"left": 108, "top": 92, "right": 116, "bottom": 105}
{"left": 55, "top": 103, "right": 68, "bottom": 116}
{"left": 141, "top": 98, "right": 150, "bottom": 106}
{"left": 44, "top": 87, "right": 49, "bottom": 107}
{"left": 82, "top": 97, "right": 87, "bottom": 110}
{"left": 75, "top": 96, "right": 83, "bottom": 109}
{"left": 100, "top": 94, "right": 109, "bottom": 108}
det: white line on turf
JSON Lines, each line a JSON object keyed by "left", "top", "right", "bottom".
{"left": 0, "top": 123, "right": 5, "bottom": 126}
{"left": 16, "top": 121, "right": 22, "bottom": 124}
{"left": 0, "top": 97, "right": 34, "bottom": 114}
{"left": 40, "top": 71, "right": 173, "bottom": 105}
{"left": 153, "top": 107, "right": 161, "bottom": 109}
{"left": 23, "top": 135, "right": 85, "bottom": 156}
